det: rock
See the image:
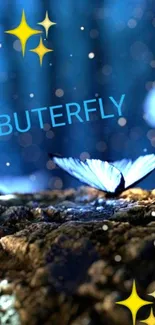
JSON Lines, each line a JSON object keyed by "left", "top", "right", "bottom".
{"left": 0, "top": 187, "right": 154, "bottom": 324}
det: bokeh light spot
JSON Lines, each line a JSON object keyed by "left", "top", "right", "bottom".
{"left": 13, "top": 40, "right": 22, "bottom": 52}
{"left": 43, "top": 123, "right": 51, "bottom": 131}
{"left": 46, "top": 160, "right": 56, "bottom": 170}
{"left": 130, "top": 127, "right": 143, "bottom": 140}
{"left": 102, "top": 225, "right": 108, "bottom": 231}
{"left": 118, "top": 117, "right": 127, "bottom": 127}
{"left": 80, "top": 152, "right": 90, "bottom": 160}
{"left": 90, "top": 29, "right": 99, "bottom": 39}
{"left": 133, "top": 7, "right": 144, "bottom": 19}
{"left": 49, "top": 177, "right": 63, "bottom": 189}
{"left": 114, "top": 255, "right": 122, "bottom": 262}
{"left": 144, "top": 88, "right": 155, "bottom": 127}
{"left": 88, "top": 52, "right": 95, "bottom": 59}
{"left": 147, "top": 129, "right": 155, "bottom": 140}
{"left": 102, "top": 65, "right": 112, "bottom": 76}
{"left": 150, "top": 60, "right": 155, "bottom": 68}
{"left": 46, "top": 130, "right": 55, "bottom": 139}
{"left": 18, "top": 133, "right": 32, "bottom": 148}
{"left": 130, "top": 42, "right": 153, "bottom": 63}
{"left": 96, "top": 141, "right": 107, "bottom": 152}
{"left": 127, "top": 19, "right": 137, "bottom": 28}
{"left": 55, "top": 89, "right": 64, "bottom": 97}
{"left": 54, "top": 178, "right": 63, "bottom": 189}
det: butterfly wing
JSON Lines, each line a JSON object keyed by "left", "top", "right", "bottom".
{"left": 113, "top": 154, "right": 155, "bottom": 189}
{"left": 112, "top": 159, "right": 132, "bottom": 178}
{"left": 51, "top": 155, "right": 123, "bottom": 193}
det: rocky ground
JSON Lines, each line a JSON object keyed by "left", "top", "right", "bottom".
{"left": 0, "top": 187, "right": 155, "bottom": 325}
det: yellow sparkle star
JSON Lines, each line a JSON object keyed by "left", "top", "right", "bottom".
{"left": 116, "top": 280, "right": 153, "bottom": 325}
{"left": 140, "top": 308, "right": 155, "bottom": 325}
{"left": 30, "top": 37, "right": 53, "bottom": 66}
{"left": 5, "top": 10, "right": 42, "bottom": 56}
{"left": 38, "top": 11, "right": 56, "bottom": 38}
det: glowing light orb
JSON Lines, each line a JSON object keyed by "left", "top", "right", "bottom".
{"left": 143, "top": 148, "right": 147, "bottom": 152}
{"left": 102, "top": 225, "right": 108, "bottom": 231}
{"left": 118, "top": 117, "right": 127, "bottom": 127}
{"left": 143, "top": 88, "right": 155, "bottom": 127}
{"left": 114, "top": 255, "right": 122, "bottom": 262}
{"left": 88, "top": 52, "right": 95, "bottom": 59}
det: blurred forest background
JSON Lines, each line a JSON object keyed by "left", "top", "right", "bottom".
{"left": 0, "top": 0, "right": 155, "bottom": 192}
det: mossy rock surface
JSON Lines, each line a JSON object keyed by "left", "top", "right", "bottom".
{"left": 0, "top": 187, "right": 155, "bottom": 325}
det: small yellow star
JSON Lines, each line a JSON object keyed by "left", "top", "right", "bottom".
{"left": 116, "top": 280, "right": 153, "bottom": 325}
{"left": 140, "top": 308, "right": 155, "bottom": 325}
{"left": 5, "top": 10, "right": 42, "bottom": 56}
{"left": 38, "top": 11, "right": 56, "bottom": 38}
{"left": 30, "top": 37, "right": 53, "bottom": 66}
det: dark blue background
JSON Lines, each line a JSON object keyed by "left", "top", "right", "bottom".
{"left": 0, "top": 0, "right": 155, "bottom": 192}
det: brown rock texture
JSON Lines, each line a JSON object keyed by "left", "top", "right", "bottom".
{"left": 0, "top": 187, "right": 155, "bottom": 324}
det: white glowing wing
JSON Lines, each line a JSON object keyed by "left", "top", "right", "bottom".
{"left": 112, "top": 159, "right": 132, "bottom": 178}
{"left": 53, "top": 157, "right": 122, "bottom": 193}
{"left": 113, "top": 154, "right": 155, "bottom": 189}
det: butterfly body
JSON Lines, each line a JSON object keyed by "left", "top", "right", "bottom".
{"left": 49, "top": 154, "right": 155, "bottom": 195}
{"left": 111, "top": 173, "right": 125, "bottom": 195}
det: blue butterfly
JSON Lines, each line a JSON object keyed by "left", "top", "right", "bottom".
{"left": 49, "top": 154, "right": 155, "bottom": 194}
